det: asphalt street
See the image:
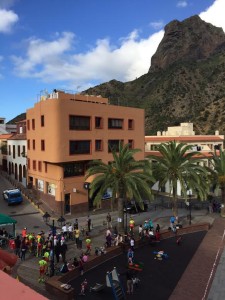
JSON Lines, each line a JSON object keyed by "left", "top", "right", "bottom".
{"left": 0, "top": 173, "right": 50, "bottom": 235}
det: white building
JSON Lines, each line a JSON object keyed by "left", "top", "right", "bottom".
{"left": 0, "top": 117, "right": 16, "bottom": 134}
{"left": 7, "top": 120, "right": 27, "bottom": 186}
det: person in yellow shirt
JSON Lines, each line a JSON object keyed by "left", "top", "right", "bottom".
{"left": 38, "top": 257, "right": 47, "bottom": 283}
{"left": 129, "top": 217, "right": 135, "bottom": 235}
{"left": 74, "top": 228, "right": 80, "bottom": 247}
{"left": 85, "top": 237, "right": 91, "bottom": 255}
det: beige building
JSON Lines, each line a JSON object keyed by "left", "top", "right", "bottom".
{"left": 145, "top": 122, "right": 224, "bottom": 196}
{"left": 26, "top": 90, "right": 145, "bottom": 215}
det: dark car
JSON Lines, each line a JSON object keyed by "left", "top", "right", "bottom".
{"left": 124, "top": 200, "right": 149, "bottom": 214}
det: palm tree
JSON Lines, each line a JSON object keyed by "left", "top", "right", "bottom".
{"left": 148, "top": 141, "right": 209, "bottom": 217}
{"left": 210, "top": 149, "right": 225, "bottom": 216}
{"left": 85, "top": 143, "right": 155, "bottom": 233}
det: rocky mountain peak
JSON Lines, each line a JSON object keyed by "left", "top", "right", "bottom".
{"left": 150, "top": 15, "right": 225, "bottom": 72}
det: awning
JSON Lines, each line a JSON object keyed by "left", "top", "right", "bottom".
{"left": 0, "top": 214, "right": 17, "bottom": 226}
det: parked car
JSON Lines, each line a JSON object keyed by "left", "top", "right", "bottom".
{"left": 124, "top": 199, "right": 149, "bottom": 214}
{"left": 2, "top": 189, "right": 23, "bottom": 205}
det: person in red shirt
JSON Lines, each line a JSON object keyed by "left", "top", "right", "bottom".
{"left": 22, "top": 227, "right": 27, "bottom": 238}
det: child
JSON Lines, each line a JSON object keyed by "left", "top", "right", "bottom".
{"left": 79, "top": 279, "right": 88, "bottom": 295}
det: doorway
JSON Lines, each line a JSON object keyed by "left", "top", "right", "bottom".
{"left": 64, "top": 193, "right": 71, "bottom": 214}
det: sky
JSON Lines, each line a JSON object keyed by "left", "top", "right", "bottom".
{"left": 0, "top": 0, "right": 225, "bottom": 122}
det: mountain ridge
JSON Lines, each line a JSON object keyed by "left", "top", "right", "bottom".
{"left": 83, "top": 15, "right": 225, "bottom": 135}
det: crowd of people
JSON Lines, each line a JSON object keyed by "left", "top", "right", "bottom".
{"left": 6, "top": 215, "right": 96, "bottom": 282}
{"left": 7, "top": 211, "right": 164, "bottom": 286}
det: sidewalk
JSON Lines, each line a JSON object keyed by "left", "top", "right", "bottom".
{"left": 12, "top": 207, "right": 218, "bottom": 299}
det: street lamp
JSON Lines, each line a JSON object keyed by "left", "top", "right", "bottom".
{"left": 123, "top": 199, "right": 128, "bottom": 235}
{"left": 188, "top": 190, "right": 192, "bottom": 225}
{"left": 43, "top": 212, "right": 51, "bottom": 224}
{"left": 42, "top": 212, "right": 55, "bottom": 277}
{"left": 57, "top": 216, "right": 66, "bottom": 228}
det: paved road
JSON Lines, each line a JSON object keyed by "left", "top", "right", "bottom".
{"left": 0, "top": 173, "right": 49, "bottom": 235}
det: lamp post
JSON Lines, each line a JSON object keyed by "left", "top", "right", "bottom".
{"left": 188, "top": 190, "right": 192, "bottom": 225}
{"left": 57, "top": 216, "right": 66, "bottom": 228}
{"left": 124, "top": 199, "right": 128, "bottom": 235}
{"left": 43, "top": 212, "right": 51, "bottom": 223}
{"left": 43, "top": 212, "right": 55, "bottom": 277}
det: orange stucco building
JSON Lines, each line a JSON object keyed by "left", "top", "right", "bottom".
{"left": 26, "top": 90, "right": 145, "bottom": 214}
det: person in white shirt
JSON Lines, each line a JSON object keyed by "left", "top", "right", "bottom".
{"left": 62, "top": 224, "right": 68, "bottom": 240}
{"left": 68, "top": 224, "right": 73, "bottom": 240}
{"left": 130, "top": 237, "right": 135, "bottom": 251}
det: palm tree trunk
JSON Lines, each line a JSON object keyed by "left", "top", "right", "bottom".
{"left": 117, "top": 197, "right": 124, "bottom": 233}
{"left": 172, "top": 184, "right": 178, "bottom": 217}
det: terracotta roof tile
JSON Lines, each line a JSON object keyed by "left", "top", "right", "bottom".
{"left": 0, "top": 134, "right": 14, "bottom": 139}
{"left": 145, "top": 136, "right": 224, "bottom": 142}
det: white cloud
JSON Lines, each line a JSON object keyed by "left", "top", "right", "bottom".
{"left": 11, "top": 29, "right": 164, "bottom": 87}
{"left": 0, "top": 8, "right": 18, "bottom": 33}
{"left": 149, "top": 21, "right": 164, "bottom": 30}
{"left": 9, "top": 0, "right": 225, "bottom": 90}
{"left": 177, "top": 1, "right": 188, "bottom": 8}
{"left": 199, "top": 0, "right": 225, "bottom": 32}
{"left": 11, "top": 32, "right": 75, "bottom": 76}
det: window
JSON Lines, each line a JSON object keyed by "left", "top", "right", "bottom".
{"left": 108, "top": 118, "right": 123, "bottom": 129}
{"left": 27, "top": 140, "right": 30, "bottom": 150}
{"left": 27, "top": 120, "right": 30, "bottom": 130}
{"left": 33, "top": 160, "right": 36, "bottom": 170}
{"left": 32, "top": 139, "right": 35, "bottom": 150}
{"left": 70, "top": 140, "right": 91, "bottom": 154}
{"left": 23, "top": 165, "right": 26, "bottom": 178}
{"left": 41, "top": 140, "right": 45, "bottom": 151}
{"left": 28, "top": 159, "right": 30, "bottom": 170}
{"left": 64, "top": 161, "right": 91, "bottom": 177}
{"left": 18, "top": 145, "right": 20, "bottom": 157}
{"left": 22, "top": 145, "right": 26, "bottom": 157}
{"left": 32, "top": 119, "right": 35, "bottom": 130}
{"left": 37, "top": 179, "right": 44, "bottom": 191}
{"left": 150, "top": 145, "right": 158, "bottom": 151}
{"left": 108, "top": 140, "right": 122, "bottom": 152}
{"left": 128, "top": 119, "right": 134, "bottom": 130}
{"left": 95, "top": 117, "right": 103, "bottom": 129}
{"left": 69, "top": 116, "right": 90, "bottom": 130}
{"left": 95, "top": 140, "right": 103, "bottom": 151}
{"left": 128, "top": 140, "right": 134, "bottom": 149}
{"left": 13, "top": 145, "right": 15, "bottom": 159}
{"left": 38, "top": 161, "right": 42, "bottom": 172}
{"left": 41, "top": 115, "right": 45, "bottom": 127}
{"left": 44, "top": 162, "right": 48, "bottom": 173}
{"left": 8, "top": 145, "right": 11, "bottom": 156}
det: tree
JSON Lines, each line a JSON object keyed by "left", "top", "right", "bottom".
{"left": 0, "top": 144, "right": 7, "bottom": 155}
{"left": 85, "top": 143, "right": 155, "bottom": 233}
{"left": 148, "top": 141, "right": 209, "bottom": 216}
{"left": 210, "top": 149, "right": 225, "bottom": 216}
